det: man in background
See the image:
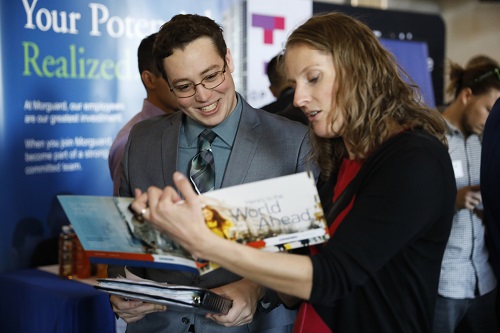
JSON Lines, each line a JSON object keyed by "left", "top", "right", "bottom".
{"left": 261, "top": 54, "right": 307, "bottom": 125}
{"left": 434, "top": 59, "right": 500, "bottom": 333}
{"left": 108, "top": 32, "right": 179, "bottom": 195}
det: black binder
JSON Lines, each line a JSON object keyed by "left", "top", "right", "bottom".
{"left": 95, "top": 278, "right": 233, "bottom": 315}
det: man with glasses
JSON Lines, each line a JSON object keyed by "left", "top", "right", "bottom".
{"left": 433, "top": 59, "right": 500, "bottom": 333}
{"left": 108, "top": 14, "right": 316, "bottom": 333}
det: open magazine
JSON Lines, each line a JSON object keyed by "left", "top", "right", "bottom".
{"left": 58, "top": 171, "right": 329, "bottom": 275}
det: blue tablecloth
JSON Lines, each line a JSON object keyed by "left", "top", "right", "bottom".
{"left": 0, "top": 268, "right": 116, "bottom": 333}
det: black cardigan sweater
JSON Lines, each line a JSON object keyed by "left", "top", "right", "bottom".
{"left": 310, "top": 129, "right": 456, "bottom": 332}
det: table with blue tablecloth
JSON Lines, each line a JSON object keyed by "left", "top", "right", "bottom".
{"left": 0, "top": 267, "right": 116, "bottom": 333}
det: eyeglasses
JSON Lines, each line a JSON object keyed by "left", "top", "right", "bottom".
{"left": 168, "top": 66, "right": 227, "bottom": 98}
{"left": 467, "top": 68, "right": 500, "bottom": 87}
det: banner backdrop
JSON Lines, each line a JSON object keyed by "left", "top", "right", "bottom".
{"left": 246, "top": 0, "right": 439, "bottom": 109}
{"left": 0, "top": 0, "right": 241, "bottom": 272}
{"left": 246, "top": 0, "right": 312, "bottom": 108}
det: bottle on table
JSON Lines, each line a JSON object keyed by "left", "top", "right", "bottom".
{"left": 58, "top": 225, "right": 75, "bottom": 279}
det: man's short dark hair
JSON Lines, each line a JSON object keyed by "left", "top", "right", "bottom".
{"left": 138, "top": 33, "right": 160, "bottom": 76}
{"left": 153, "top": 14, "right": 227, "bottom": 81}
{"left": 267, "top": 54, "right": 285, "bottom": 88}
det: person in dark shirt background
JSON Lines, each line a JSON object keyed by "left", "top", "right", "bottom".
{"left": 261, "top": 54, "right": 308, "bottom": 125}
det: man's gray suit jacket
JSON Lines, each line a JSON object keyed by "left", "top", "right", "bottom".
{"left": 115, "top": 96, "right": 317, "bottom": 333}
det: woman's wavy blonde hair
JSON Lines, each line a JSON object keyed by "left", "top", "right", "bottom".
{"left": 284, "top": 12, "right": 447, "bottom": 178}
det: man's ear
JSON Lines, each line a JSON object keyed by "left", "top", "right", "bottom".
{"left": 141, "top": 70, "right": 156, "bottom": 90}
{"left": 225, "top": 49, "right": 235, "bottom": 73}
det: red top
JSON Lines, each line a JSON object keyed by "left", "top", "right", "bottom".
{"left": 329, "top": 158, "right": 362, "bottom": 235}
{"left": 309, "top": 158, "right": 362, "bottom": 257}
{"left": 294, "top": 158, "right": 363, "bottom": 333}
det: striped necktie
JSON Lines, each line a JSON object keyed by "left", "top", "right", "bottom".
{"left": 189, "top": 129, "right": 217, "bottom": 194}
